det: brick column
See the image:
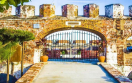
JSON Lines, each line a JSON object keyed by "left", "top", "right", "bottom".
{"left": 105, "top": 4, "right": 124, "bottom": 18}
{"left": 62, "top": 4, "right": 78, "bottom": 19}
{"left": 39, "top": 4, "right": 55, "bottom": 17}
{"left": 83, "top": 4, "right": 99, "bottom": 18}
{"left": 16, "top": 5, "right": 35, "bottom": 18}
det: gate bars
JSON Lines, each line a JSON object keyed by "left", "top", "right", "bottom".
{"left": 44, "top": 30, "right": 103, "bottom": 61}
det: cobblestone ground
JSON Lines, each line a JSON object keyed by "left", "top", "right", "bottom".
{"left": 33, "top": 61, "right": 119, "bottom": 83}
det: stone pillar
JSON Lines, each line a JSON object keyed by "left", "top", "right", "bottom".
{"left": 16, "top": 5, "right": 35, "bottom": 18}
{"left": 83, "top": 4, "right": 99, "bottom": 18}
{"left": 129, "top": 5, "right": 132, "bottom": 17}
{"left": 117, "top": 45, "right": 124, "bottom": 66}
{"left": 0, "top": 6, "right": 12, "bottom": 18}
{"left": 39, "top": 4, "right": 55, "bottom": 17}
{"left": 105, "top": 4, "right": 124, "bottom": 18}
{"left": 62, "top": 4, "right": 78, "bottom": 19}
{"left": 106, "top": 42, "right": 117, "bottom": 65}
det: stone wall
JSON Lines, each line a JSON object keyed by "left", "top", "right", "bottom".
{"left": 62, "top": 4, "right": 78, "bottom": 19}
{"left": 83, "top": 4, "right": 99, "bottom": 18}
{"left": 0, "top": 6, "right": 12, "bottom": 18}
{"left": 105, "top": 4, "right": 124, "bottom": 18}
{"left": 39, "top": 4, "right": 55, "bottom": 17}
{"left": 0, "top": 4, "right": 132, "bottom": 67}
{"left": 0, "top": 18, "right": 132, "bottom": 66}
{"left": 0, "top": 19, "right": 44, "bottom": 64}
{"left": 16, "top": 5, "right": 35, "bottom": 18}
{"left": 129, "top": 5, "right": 132, "bottom": 17}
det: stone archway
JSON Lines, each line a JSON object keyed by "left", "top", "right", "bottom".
{"left": 35, "top": 20, "right": 112, "bottom": 42}
{"left": 40, "top": 28, "right": 107, "bottom": 60}
{"left": 34, "top": 20, "right": 113, "bottom": 63}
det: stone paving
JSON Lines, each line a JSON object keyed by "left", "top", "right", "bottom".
{"left": 15, "top": 62, "right": 132, "bottom": 83}
{"left": 99, "top": 63, "right": 132, "bottom": 83}
{"left": 33, "top": 61, "right": 119, "bottom": 83}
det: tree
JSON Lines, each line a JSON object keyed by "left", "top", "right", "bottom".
{"left": 0, "top": 41, "right": 17, "bottom": 62}
{"left": 0, "top": 0, "right": 31, "bottom": 12}
{"left": 0, "top": 28, "right": 35, "bottom": 83}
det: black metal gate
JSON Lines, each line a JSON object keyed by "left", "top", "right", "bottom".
{"left": 43, "top": 30, "right": 106, "bottom": 61}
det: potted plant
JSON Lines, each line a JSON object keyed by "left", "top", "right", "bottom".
{"left": 61, "top": 50, "right": 65, "bottom": 58}
{"left": 77, "top": 50, "right": 81, "bottom": 55}
{"left": 62, "top": 50, "right": 65, "bottom": 55}
{"left": 98, "top": 42, "right": 105, "bottom": 62}
{"left": 41, "top": 48, "right": 48, "bottom": 62}
{"left": 77, "top": 49, "right": 81, "bottom": 55}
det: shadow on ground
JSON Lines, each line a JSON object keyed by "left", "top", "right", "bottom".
{"left": 48, "top": 59, "right": 98, "bottom": 65}
{"left": 0, "top": 73, "right": 17, "bottom": 83}
{"left": 98, "top": 65, "right": 119, "bottom": 83}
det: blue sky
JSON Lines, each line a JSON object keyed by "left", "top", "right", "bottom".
{"left": 11, "top": 0, "right": 132, "bottom": 15}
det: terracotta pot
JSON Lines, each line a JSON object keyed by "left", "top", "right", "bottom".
{"left": 40, "top": 56, "right": 43, "bottom": 62}
{"left": 41, "top": 56, "right": 48, "bottom": 62}
{"left": 98, "top": 56, "right": 105, "bottom": 62}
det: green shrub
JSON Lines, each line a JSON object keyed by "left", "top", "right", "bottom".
{"left": 77, "top": 51, "right": 81, "bottom": 55}
{"left": 62, "top": 50, "right": 65, "bottom": 55}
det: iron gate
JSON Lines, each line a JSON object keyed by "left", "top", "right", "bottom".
{"left": 43, "top": 30, "right": 106, "bottom": 61}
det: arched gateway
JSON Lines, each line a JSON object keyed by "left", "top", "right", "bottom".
{"left": 0, "top": 3, "right": 132, "bottom": 75}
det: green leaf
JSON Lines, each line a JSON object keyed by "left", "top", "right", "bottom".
{"left": 5, "top": 1, "right": 9, "bottom": 9}
{"left": 0, "top": 6, "right": 5, "bottom": 12}
{"left": 0, "top": 0, "right": 7, "bottom": 4}
{"left": 8, "top": 0, "right": 16, "bottom": 6}
{"left": 22, "top": 0, "right": 29, "bottom": 2}
{"left": 20, "top": 0, "right": 23, "bottom": 5}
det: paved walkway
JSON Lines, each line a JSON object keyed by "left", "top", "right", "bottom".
{"left": 33, "top": 61, "right": 119, "bottom": 83}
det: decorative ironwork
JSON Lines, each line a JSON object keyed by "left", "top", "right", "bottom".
{"left": 44, "top": 30, "right": 105, "bottom": 61}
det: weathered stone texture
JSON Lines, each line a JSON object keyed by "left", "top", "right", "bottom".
{"left": 16, "top": 5, "right": 35, "bottom": 18}
{"left": 0, "top": 6, "right": 12, "bottom": 18}
{"left": 129, "top": 5, "right": 132, "bottom": 17}
{"left": 105, "top": 4, "right": 124, "bottom": 18}
{"left": 15, "top": 63, "right": 45, "bottom": 83}
{"left": 39, "top": 4, "right": 55, "bottom": 17}
{"left": 100, "top": 63, "right": 132, "bottom": 82}
{"left": 0, "top": 15, "right": 131, "bottom": 67}
{"left": 62, "top": 4, "right": 78, "bottom": 18}
{"left": 83, "top": 4, "right": 99, "bottom": 18}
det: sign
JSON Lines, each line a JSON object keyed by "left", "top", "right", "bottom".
{"left": 33, "top": 24, "right": 40, "bottom": 28}
{"left": 65, "top": 21, "right": 81, "bottom": 26}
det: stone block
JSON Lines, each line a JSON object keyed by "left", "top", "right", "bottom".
{"left": 62, "top": 4, "right": 78, "bottom": 18}
{"left": 129, "top": 5, "right": 132, "bottom": 17}
{"left": 105, "top": 4, "right": 124, "bottom": 18}
{"left": 83, "top": 4, "right": 99, "bottom": 18}
{"left": 16, "top": 5, "right": 35, "bottom": 18}
{"left": 0, "top": 6, "right": 12, "bottom": 18}
{"left": 39, "top": 4, "right": 55, "bottom": 17}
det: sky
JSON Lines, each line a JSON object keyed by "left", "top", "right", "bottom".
{"left": 45, "top": 30, "right": 101, "bottom": 43}
{"left": 11, "top": 0, "right": 132, "bottom": 15}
